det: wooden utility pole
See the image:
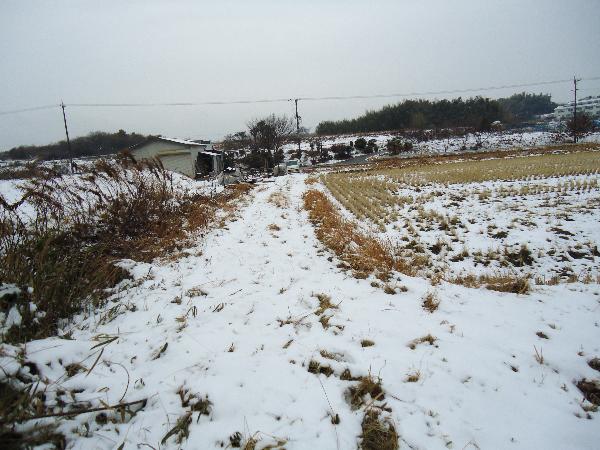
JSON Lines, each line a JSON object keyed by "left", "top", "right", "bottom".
{"left": 294, "top": 98, "right": 301, "bottom": 154}
{"left": 572, "top": 76, "right": 580, "bottom": 143}
{"left": 61, "top": 101, "right": 74, "bottom": 172}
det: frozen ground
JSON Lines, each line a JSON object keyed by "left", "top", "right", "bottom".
{"left": 1, "top": 174, "right": 599, "bottom": 449}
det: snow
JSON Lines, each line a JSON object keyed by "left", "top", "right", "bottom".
{"left": 0, "top": 168, "right": 221, "bottom": 224}
{"left": 380, "top": 175, "right": 600, "bottom": 281}
{"left": 1, "top": 174, "right": 599, "bottom": 449}
{"left": 282, "top": 131, "right": 600, "bottom": 165}
{"left": 156, "top": 136, "right": 209, "bottom": 147}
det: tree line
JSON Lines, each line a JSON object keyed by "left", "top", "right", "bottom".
{"left": 315, "top": 92, "right": 556, "bottom": 135}
{"left": 2, "top": 130, "right": 148, "bottom": 160}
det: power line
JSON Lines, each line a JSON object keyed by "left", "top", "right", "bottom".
{"left": 0, "top": 104, "right": 60, "bottom": 116}
{"left": 1, "top": 76, "right": 599, "bottom": 116}
{"left": 298, "top": 76, "right": 600, "bottom": 102}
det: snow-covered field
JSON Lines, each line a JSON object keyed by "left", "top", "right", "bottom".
{"left": 322, "top": 149, "right": 600, "bottom": 284}
{"left": 281, "top": 131, "right": 600, "bottom": 166}
{"left": 2, "top": 158, "right": 599, "bottom": 448}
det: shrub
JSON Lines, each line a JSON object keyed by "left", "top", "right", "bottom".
{"left": 330, "top": 144, "right": 352, "bottom": 160}
{"left": 0, "top": 157, "right": 250, "bottom": 343}
{"left": 365, "top": 139, "right": 378, "bottom": 154}
{"left": 355, "top": 138, "right": 367, "bottom": 151}
{"left": 386, "top": 138, "right": 412, "bottom": 155}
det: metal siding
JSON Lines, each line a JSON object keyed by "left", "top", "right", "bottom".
{"left": 158, "top": 154, "right": 194, "bottom": 177}
{"left": 131, "top": 141, "right": 194, "bottom": 177}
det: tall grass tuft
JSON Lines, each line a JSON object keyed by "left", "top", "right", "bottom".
{"left": 303, "top": 189, "right": 411, "bottom": 279}
{"left": 0, "top": 156, "right": 250, "bottom": 343}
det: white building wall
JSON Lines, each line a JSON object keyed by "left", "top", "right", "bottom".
{"left": 158, "top": 153, "right": 194, "bottom": 177}
{"left": 554, "top": 96, "right": 600, "bottom": 120}
{"left": 131, "top": 141, "right": 195, "bottom": 177}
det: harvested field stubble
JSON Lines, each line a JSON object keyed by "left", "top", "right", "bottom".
{"left": 303, "top": 189, "right": 410, "bottom": 279}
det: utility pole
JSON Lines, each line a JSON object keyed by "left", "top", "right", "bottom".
{"left": 572, "top": 76, "right": 580, "bottom": 143}
{"left": 294, "top": 98, "right": 301, "bottom": 154}
{"left": 60, "top": 101, "right": 74, "bottom": 172}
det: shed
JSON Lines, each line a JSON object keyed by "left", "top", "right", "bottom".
{"left": 129, "top": 136, "right": 223, "bottom": 179}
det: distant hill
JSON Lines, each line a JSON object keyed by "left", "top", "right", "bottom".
{"left": 1, "top": 130, "right": 149, "bottom": 160}
{"left": 316, "top": 93, "right": 556, "bottom": 135}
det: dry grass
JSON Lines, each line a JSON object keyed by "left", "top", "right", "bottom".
{"left": 0, "top": 158, "right": 252, "bottom": 344}
{"left": 319, "top": 349, "right": 344, "bottom": 361}
{"left": 405, "top": 370, "right": 421, "bottom": 383}
{"left": 360, "top": 409, "right": 399, "bottom": 450}
{"left": 307, "top": 360, "right": 334, "bottom": 377}
{"left": 449, "top": 273, "right": 530, "bottom": 294}
{"left": 314, "top": 293, "right": 337, "bottom": 315}
{"left": 346, "top": 375, "right": 385, "bottom": 410}
{"left": 408, "top": 334, "right": 437, "bottom": 350}
{"left": 303, "top": 189, "right": 411, "bottom": 279}
{"left": 361, "top": 339, "right": 375, "bottom": 347}
{"left": 370, "top": 142, "right": 600, "bottom": 182}
{"left": 381, "top": 148, "right": 600, "bottom": 185}
{"left": 577, "top": 379, "right": 600, "bottom": 405}
{"left": 319, "top": 146, "right": 600, "bottom": 287}
{"left": 422, "top": 291, "right": 440, "bottom": 312}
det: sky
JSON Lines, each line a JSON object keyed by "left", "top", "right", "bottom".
{"left": 1, "top": 0, "right": 599, "bottom": 150}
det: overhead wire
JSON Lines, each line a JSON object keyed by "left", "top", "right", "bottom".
{"left": 1, "top": 76, "right": 599, "bottom": 116}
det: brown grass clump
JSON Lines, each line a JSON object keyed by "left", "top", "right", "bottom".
{"left": 383, "top": 285, "right": 396, "bottom": 295}
{"left": 307, "top": 360, "right": 334, "bottom": 377}
{"left": 408, "top": 334, "right": 437, "bottom": 350}
{"left": 588, "top": 358, "right": 600, "bottom": 372}
{"left": 361, "top": 339, "right": 375, "bottom": 347}
{"left": 360, "top": 409, "right": 399, "bottom": 450}
{"left": 449, "top": 273, "right": 530, "bottom": 294}
{"left": 177, "top": 387, "right": 212, "bottom": 415}
{"left": 268, "top": 223, "right": 281, "bottom": 232}
{"left": 576, "top": 379, "right": 600, "bottom": 405}
{"left": 320, "top": 349, "right": 343, "bottom": 361}
{"left": 314, "top": 293, "right": 337, "bottom": 315}
{"left": 346, "top": 375, "right": 385, "bottom": 410}
{"left": 422, "top": 291, "right": 440, "bottom": 313}
{"left": 305, "top": 176, "right": 319, "bottom": 185}
{"left": 319, "top": 315, "right": 331, "bottom": 329}
{"left": 405, "top": 370, "right": 421, "bottom": 383}
{"left": 303, "top": 189, "right": 410, "bottom": 279}
{"left": 340, "top": 368, "right": 361, "bottom": 381}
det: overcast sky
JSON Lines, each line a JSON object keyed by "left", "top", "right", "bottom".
{"left": 1, "top": 0, "right": 599, "bottom": 150}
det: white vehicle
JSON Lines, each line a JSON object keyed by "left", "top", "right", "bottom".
{"left": 286, "top": 159, "right": 301, "bottom": 173}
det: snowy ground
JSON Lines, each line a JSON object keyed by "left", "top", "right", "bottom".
{"left": 1, "top": 174, "right": 599, "bottom": 449}
{"left": 281, "top": 131, "right": 600, "bottom": 166}
{"left": 282, "top": 130, "right": 556, "bottom": 156}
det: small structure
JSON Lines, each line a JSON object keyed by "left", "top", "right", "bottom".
{"left": 129, "top": 136, "right": 223, "bottom": 179}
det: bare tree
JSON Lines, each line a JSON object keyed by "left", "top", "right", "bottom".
{"left": 567, "top": 113, "right": 594, "bottom": 137}
{"left": 247, "top": 114, "right": 295, "bottom": 151}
